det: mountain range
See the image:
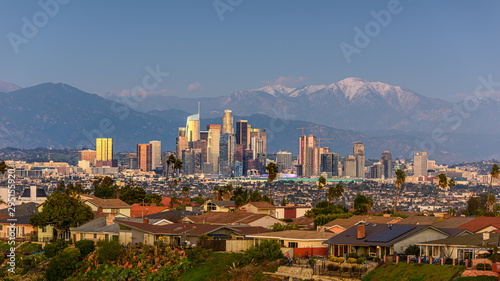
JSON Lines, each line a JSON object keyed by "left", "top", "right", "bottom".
{"left": 1, "top": 79, "right": 499, "bottom": 163}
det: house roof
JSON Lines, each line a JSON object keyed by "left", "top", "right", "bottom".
{"left": 73, "top": 216, "right": 119, "bottom": 234}
{"left": 130, "top": 206, "right": 169, "bottom": 218}
{"left": 457, "top": 217, "right": 500, "bottom": 233}
{"left": 322, "top": 216, "right": 401, "bottom": 230}
{"left": 395, "top": 216, "right": 440, "bottom": 225}
{"left": 0, "top": 202, "right": 38, "bottom": 217}
{"left": 323, "top": 224, "right": 463, "bottom": 247}
{"left": 431, "top": 217, "right": 476, "bottom": 229}
{"left": 144, "top": 210, "right": 201, "bottom": 223}
{"left": 246, "top": 202, "right": 276, "bottom": 210}
{"left": 0, "top": 215, "right": 32, "bottom": 225}
{"left": 247, "top": 230, "right": 335, "bottom": 241}
{"left": 290, "top": 217, "right": 314, "bottom": 228}
{"left": 161, "top": 197, "right": 194, "bottom": 208}
{"left": 418, "top": 232, "right": 500, "bottom": 247}
{"left": 83, "top": 197, "right": 131, "bottom": 209}
{"left": 183, "top": 212, "right": 271, "bottom": 225}
{"left": 207, "top": 200, "right": 235, "bottom": 207}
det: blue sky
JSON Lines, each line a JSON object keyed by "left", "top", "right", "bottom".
{"left": 1, "top": 0, "right": 499, "bottom": 100}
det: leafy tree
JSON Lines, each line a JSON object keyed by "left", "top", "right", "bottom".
{"left": 313, "top": 213, "right": 353, "bottom": 228}
{"left": 97, "top": 240, "right": 122, "bottom": 263}
{"left": 75, "top": 240, "right": 95, "bottom": 257}
{"left": 270, "top": 222, "right": 298, "bottom": 231}
{"left": 489, "top": 164, "right": 500, "bottom": 199}
{"left": 222, "top": 184, "right": 233, "bottom": 201}
{"left": 434, "top": 173, "right": 449, "bottom": 212}
{"left": 315, "top": 176, "right": 326, "bottom": 208}
{"left": 394, "top": 169, "right": 406, "bottom": 214}
{"left": 405, "top": 245, "right": 420, "bottom": 256}
{"left": 329, "top": 183, "right": 344, "bottom": 205}
{"left": 93, "top": 176, "right": 118, "bottom": 198}
{"left": 45, "top": 247, "right": 82, "bottom": 281}
{"left": 119, "top": 183, "right": 146, "bottom": 205}
{"left": 144, "top": 194, "right": 163, "bottom": 206}
{"left": 243, "top": 240, "right": 283, "bottom": 263}
{"left": 354, "top": 194, "right": 373, "bottom": 215}
{"left": 249, "top": 190, "right": 273, "bottom": 204}
{"left": 0, "top": 160, "right": 7, "bottom": 174}
{"left": 266, "top": 162, "right": 279, "bottom": 199}
{"left": 182, "top": 186, "right": 190, "bottom": 203}
{"left": 30, "top": 193, "right": 94, "bottom": 239}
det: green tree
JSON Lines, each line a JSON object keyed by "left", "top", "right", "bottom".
{"left": 489, "top": 164, "right": 500, "bottom": 199}
{"left": 165, "top": 154, "right": 176, "bottom": 197}
{"left": 119, "top": 183, "right": 146, "bottom": 205}
{"left": 144, "top": 194, "right": 163, "bottom": 206}
{"left": 30, "top": 193, "right": 94, "bottom": 239}
{"left": 182, "top": 186, "right": 190, "bottom": 203}
{"left": 354, "top": 194, "right": 373, "bottom": 215}
{"left": 315, "top": 176, "right": 326, "bottom": 208}
{"left": 393, "top": 169, "right": 406, "bottom": 214}
{"left": 329, "top": 183, "right": 344, "bottom": 205}
{"left": 281, "top": 197, "right": 288, "bottom": 206}
{"left": 434, "top": 173, "right": 448, "bottom": 212}
{"left": 45, "top": 247, "right": 82, "bottom": 281}
{"left": 266, "top": 162, "right": 279, "bottom": 199}
{"left": 222, "top": 184, "right": 233, "bottom": 201}
{"left": 93, "top": 176, "right": 118, "bottom": 198}
{"left": 487, "top": 194, "right": 497, "bottom": 213}
{"left": 467, "top": 196, "right": 480, "bottom": 215}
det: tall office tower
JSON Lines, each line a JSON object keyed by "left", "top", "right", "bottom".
{"left": 200, "top": 131, "right": 209, "bottom": 141}
{"left": 276, "top": 150, "right": 293, "bottom": 173}
{"left": 250, "top": 137, "right": 265, "bottom": 159}
{"left": 353, "top": 142, "right": 365, "bottom": 179}
{"left": 344, "top": 155, "right": 357, "bottom": 178}
{"left": 182, "top": 148, "right": 202, "bottom": 175}
{"left": 222, "top": 109, "right": 234, "bottom": 134}
{"left": 149, "top": 141, "right": 162, "bottom": 170}
{"left": 96, "top": 138, "right": 113, "bottom": 161}
{"left": 250, "top": 128, "right": 267, "bottom": 155}
{"left": 243, "top": 149, "right": 254, "bottom": 175}
{"left": 234, "top": 161, "right": 243, "bottom": 177}
{"left": 193, "top": 140, "right": 208, "bottom": 163}
{"left": 137, "top": 143, "right": 152, "bottom": 171}
{"left": 236, "top": 120, "right": 250, "bottom": 150}
{"left": 206, "top": 124, "right": 221, "bottom": 174}
{"left": 235, "top": 144, "right": 244, "bottom": 163}
{"left": 186, "top": 113, "right": 200, "bottom": 142}
{"left": 381, "top": 151, "right": 393, "bottom": 179}
{"left": 78, "top": 150, "right": 96, "bottom": 164}
{"left": 321, "top": 152, "right": 339, "bottom": 178}
{"left": 414, "top": 151, "right": 428, "bottom": 177}
{"left": 178, "top": 127, "right": 186, "bottom": 137}
{"left": 219, "top": 134, "right": 235, "bottom": 177}
{"left": 299, "top": 134, "right": 316, "bottom": 177}
{"left": 370, "top": 162, "right": 384, "bottom": 179}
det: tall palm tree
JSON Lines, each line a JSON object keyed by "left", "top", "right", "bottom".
{"left": 487, "top": 194, "right": 497, "bottom": 213}
{"left": 266, "top": 162, "right": 278, "bottom": 199}
{"left": 393, "top": 169, "right": 406, "bottom": 214}
{"left": 367, "top": 196, "right": 374, "bottom": 212}
{"left": 171, "top": 159, "right": 183, "bottom": 197}
{"left": 315, "top": 176, "right": 326, "bottom": 207}
{"left": 334, "top": 183, "right": 344, "bottom": 205}
{"left": 222, "top": 185, "right": 233, "bottom": 201}
{"left": 213, "top": 186, "right": 221, "bottom": 201}
{"left": 434, "top": 173, "right": 448, "bottom": 212}
{"left": 448, "top": 178, "right": 456, "bottom": 212}
{"left": 328, "top": 185, "right": 335, "bottom": 204}
{"left": 165, "top": 155, "right": 176, "bottom": 197}
{"left": 489, "top": 164, "right": 500, "bottom": 198}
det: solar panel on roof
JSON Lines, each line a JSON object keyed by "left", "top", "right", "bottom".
{"left": 366, "top": 226, "right": 416, "bottom": 243}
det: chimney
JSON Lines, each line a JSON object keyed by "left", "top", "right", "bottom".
{"left": 143, "top": 217, "right": 149, "bottom": 224}
{"left": 106, "top": 214, "right": 115, "bottom": 226}
{"left": 30, "top": 186, "right": 37, "bottom": 201}
{"left": 483, "top": 232, "right": 490, "bottom": 240}
{"left": 357, "top": 224, "right": 366, "bottom": 239}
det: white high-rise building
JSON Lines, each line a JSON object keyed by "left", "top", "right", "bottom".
{"left": 414, "top": 151, "right": 428, "bottom": 177}
{"left": 149, "top": 140, "right": 162, "bottom": 169}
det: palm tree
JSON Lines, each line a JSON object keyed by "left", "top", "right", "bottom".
{"left": 315, "top": 176, "right": 326, "bottom": 207}
{"left": 393, "top": 169, "right": 406, "bottom": 214}
{"left": 434, "top": 173, "right": 449, "bottom": 213}
{"left": 448, "top": 178, "right": 456, "bottom": 212}
{"left": 165, "top": 155, "right": 176, "bottom": 197}
{"left": 489, "top": 164, "right": 500, "bottom": 198}
{"left": 333, "top": 183, "right": 344, "bottom": 206}
{"left": 487, "top": 194, "right": 497, "bottom": 212}
{"left": 171, "top": 159, "right": 183, "bottom": 197}
{"left": 266, "top": 162, "right": 278, "bottom": 199}
{"left": 222, "top": 185, "right": 233, "bottom": 201}
{"left": 367, "top": 196, "right": 374, "bottom": 213}
{"left": 182, "top": 186, "right": 189, "bottom": 204}
{"left": 213, "top": 186, "right": 221, "bottom": 201}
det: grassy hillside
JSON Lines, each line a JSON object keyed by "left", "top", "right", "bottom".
{"left": 362, "top": 263, "right": 465, "bottom": 281}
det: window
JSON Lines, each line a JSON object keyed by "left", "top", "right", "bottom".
{"left": 42, "top": 227, "right": 46, "bottom": 233}
{"left": 288, "top": 242, "right": 298, "bottom": 248}
{"left": 93, "top": 234, "right": 97, "bottom": 239}
{"left": 0, "top": 225, "right": 3, "bottom": 231}
{"left": 111, "top": 209, "right": 119, "bottom": 214}
{"left": 80, "top": 233, "right": 84, "bottom": 240}
{"left": 207, "top": 203, "right": 217, "bottom": 211}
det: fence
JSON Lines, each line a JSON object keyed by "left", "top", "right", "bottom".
{"left": 200, "top": 240, "right": 226, "bottom": 251}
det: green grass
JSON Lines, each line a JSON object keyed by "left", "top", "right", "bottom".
{"left": 17, "top": 242, "right": 43, "bottom": 253}
{"left": 362, "top": 263, "right": 466, "bottom": 281}
{"left": 454, "top": 277, "right": 498, "bottom": 281}
{"left": 179, "top": 252, "right": 279, "bottom": 281}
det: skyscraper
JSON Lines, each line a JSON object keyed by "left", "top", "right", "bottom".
{"left": 96, "top": 138, "right": 113, "bottom": 161}
{"left": 176, "top": 128, "right": 188, "bottom": 159}
{"left": 137, "top": 143, "right": 152, "bottom": 171}
{"left": 299, "top": 134, "right": 316, "bottom": 177}
{"left": 370, "top": 162, "right": 384, "bottom": 179}
{"left": 222, "top": 109, "right": 234, "bottom": 134}
{"left": 344, "top": 155, "right": 357, "bottom": 178}
{"left": 219, "top": 133, "right": 235, "bottom": 177}
{"left": 321, "top": 152, "right": 339, "bottom": 178}
{"left": 236, "top": 120, "right": 249, "bottom": 149}
{"left": 207, "top": 124, "right": 221, "bottom": 174}
{"left": 353, "top": 142, "right": 365, "bottom": 179}
{"left": 186, "top": 113, "right": 200, "bottom": 142}
{"left": 381, "top": 151, "right": 393, "bottom": 179}
{"left": 414, "top": 151, "right": 428, "bottom": 177}
{"left": 149, "top": 140, "right": 161, "bottom": 170}
{"left": 276, "top": 150, "right": 292, "bottom": 173}
{"left": 250, "top": 128, "right": 267, "bottom": 156}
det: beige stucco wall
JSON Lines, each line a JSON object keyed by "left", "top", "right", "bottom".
{"left": 394, "top": 228, "right": 449, "bottom": 254}
{"left": 249, "top": 216, "right": 285, "bottom": 228}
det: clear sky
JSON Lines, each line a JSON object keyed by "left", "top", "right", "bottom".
{"left": 1, "top": 0, "right": 499, "bottom": 100}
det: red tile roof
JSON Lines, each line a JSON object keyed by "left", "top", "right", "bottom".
{"left": 458, "top": 217, "right": 500, "bottom": 233}
{"left": 183, "top": 212, "right": 271, "bottom": 225}
{"left": 130, "top": 206, "right": 170, "bottom": 218}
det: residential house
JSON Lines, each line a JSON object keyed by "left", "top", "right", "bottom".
{"left": 240, "top": 202, "right": 276, "bottom": 217}
{"left": 455, "top": 217, "right": 500, "bottom": 233}
{"left": 144, "top": 210, "right": 202, "bottom": 225}
{"left": 324, "top": 223, "right": 470, "bottom": 258}
{"left": 275, "top": 206, "right": 312, "bottom": 219}
{"left": 417, "top": 232, "right": 499, "bottom": 260}
{"left": 130, "top": 205, "right": 169, "bottom": 218}
{"left": 182, "top": 212, "right": 285, "bottom": 228}
{"left": 320, "top": 215, "right": 403, "bottom": 234}
{"left": 0, "top": 202, "right": 38, "bottom": 240}
{"left": 247, "top": 230, "right": 335, "bottom": 257}
{"left": 81, "top": 195, "right": 132, "bottom": 217}
{"left": 72, "top": 213, "right": 119, "bottom": 243}
{"left": 201, "top": 200, "right": 235, "bottom": 212}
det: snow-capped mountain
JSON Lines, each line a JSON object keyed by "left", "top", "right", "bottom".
{"left": 0, "top": 81, "right": 21, "bottom": 93}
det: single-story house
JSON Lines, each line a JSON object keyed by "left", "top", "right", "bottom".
{"left": 275, "top": 206, "right": 312, "bottom": 219}
{"left": 81, "top": 195, "right": 132, "bottom": 217}
{"left": 72, "top": 213, "right": 120, "bottom": 243}
{"left": 456, "top": 217, "right": 500, "bottom": 233}
{"left": 324, "top": 223, "right": 471, "bottom": 258}
{"left": 0, "top": 215, "right": 36, "bottom": 239}
{"left": 201, "top": 200, "right": 235, "bottom": 212}
{"left": 247, "top": 230, "right": 335, "bottom": 257}
{"left": 182, "top": 211, "right": 285, "bottom": 228}
{"left": 144, "top": 210, "right": 202, "bottom": 225}
{"left": 240, "top": 202, "right": 276, "bottom": 217}
{"left": 320, "top": 215, "right": 403, "bottom": 234}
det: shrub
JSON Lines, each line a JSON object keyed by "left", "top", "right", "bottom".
{"left": 330, "top": 256, "right": 345, "bottom": 263}
{"left": 308, "top": 258, "right": 317, "bottom": 268}
{"left": 356, "top": 257, "right": 365, "bottom": 264}
{"left": 405, "top": 244, "right": 420, "bottom": 256}
{"left": 186, "top": 246, "right": 213, "bottom": 264}
{"left": 199, "top": 234, "right": 211, "bottom": 241}
{"left": 347, "top": 258, "right": 357, "bottom": 263}
{"left": 327, "top": 263, "right": 335, "bottom": 271}
{"left": 243, "top": 240, "right": 283, "bottom": 264}
{"left": 348, "top": 253, "right": 358, "bottom": 259}
{"left": 75, "top": 240, "right": 95, "bottom": 257}
{"left": 0, "top": 254, "right": 5, "bottom": 265}
{"left": 283, "top": 218, "right": 294, "bottom": 223}
{"left": 374, "top": 257, "right": 381, "bottom": 262}
{"left": 45, "top": 248, "right": 81, "bottom": 281}
{"left": 44, "top": 239, "right": 69, "bottom": 258}
{"left": 328, "top": 255, "right": 335, "bottom": 261}
{"left": 97, "top": 240, "right": 122, "bottom": 263}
